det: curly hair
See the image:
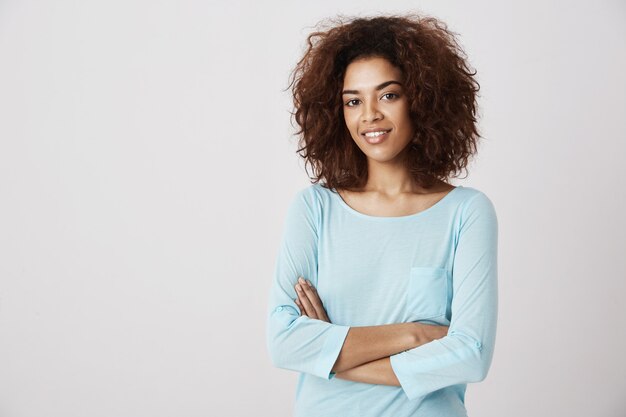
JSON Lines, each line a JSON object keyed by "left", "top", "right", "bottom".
{"left": 287, "top": 13, "right": 481, "bottom": 190}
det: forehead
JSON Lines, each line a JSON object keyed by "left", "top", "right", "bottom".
{"left": 342, "top": 56, "right": 403, "bottom": 88}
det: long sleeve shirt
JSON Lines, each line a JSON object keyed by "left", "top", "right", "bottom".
{"left": 266, "top": 183, "right": 498, "bottom": 417}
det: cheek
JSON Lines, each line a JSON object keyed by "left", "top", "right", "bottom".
{"left": 344, "top": 113, "right": 358, "bottom": 135}
{"left": 403, "top": 116, "right": 414, "bottom": 133}
{"left": 399, "top": 112, "right": 413, "bottom": 135}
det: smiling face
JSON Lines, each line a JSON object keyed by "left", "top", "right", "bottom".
{"left": 342, "top": 56, "right": 414, "bottom": 166}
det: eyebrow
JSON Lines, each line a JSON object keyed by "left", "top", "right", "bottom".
{"left": 341, "top": 80, "right": 403, "bottom": 95}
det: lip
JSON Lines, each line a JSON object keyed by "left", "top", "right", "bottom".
{"left": 361, "top": 128, "right": 391, "bottom": 144}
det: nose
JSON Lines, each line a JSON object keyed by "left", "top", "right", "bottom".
{"left": 361, "top": 100, "right": 382, "bottom": 123}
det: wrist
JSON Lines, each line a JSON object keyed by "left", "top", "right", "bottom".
{"left": 411, "top": 322, "right": 437, "bottom": 346}
{"left": 411, "top": 322, "right": 426, "bottom": 346}
{"left": 410, "top": 322, "right": 426, "bottom": 346}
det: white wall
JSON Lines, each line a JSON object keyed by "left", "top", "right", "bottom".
{"left": 1, "top": 1, "right": 624, "bottom": 416}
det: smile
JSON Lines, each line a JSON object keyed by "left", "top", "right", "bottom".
{"left": 362, "top": 129, "right": 391, "bottom": 144}
{"left": 364, "top": 130, "right": 390, "bottom": 137}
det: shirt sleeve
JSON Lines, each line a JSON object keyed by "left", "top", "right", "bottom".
{"left": 389, "top": 191, "right": 499, "bottom": 401}
{"left": 266, "top": 186, "right": 351, "bottom": 380}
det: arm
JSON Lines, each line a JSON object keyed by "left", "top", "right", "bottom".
{"left": 335, "top": 357, "right": 400, "bottom": 386}
{"left": 266, "top": 187, "right": 350, "bottom": 380}
{"left": 388, "top": 192, "right": 499, "bottom": 400}
{"left": 331, "top": 324, "right": 444, "bottom": 373}
{"left": 295, "top": 279, "right": 448, "bottom": 374}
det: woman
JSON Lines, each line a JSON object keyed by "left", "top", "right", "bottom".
{"left": 266, "top": 13, "right": 498, "bottom": 417}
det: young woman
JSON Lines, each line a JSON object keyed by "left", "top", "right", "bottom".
{"left": 266, "top": 13, "right": 498, "bottom": 416}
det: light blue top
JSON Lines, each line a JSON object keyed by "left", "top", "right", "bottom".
{"left": 266, "top": 183, "right": 498, "bottom": 417}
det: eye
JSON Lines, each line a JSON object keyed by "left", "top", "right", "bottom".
{"left": 345, "top": 98, "right": 360, "bottom": 107}
{"left": 382, "top": 93, "right": 399, "bottom": 100}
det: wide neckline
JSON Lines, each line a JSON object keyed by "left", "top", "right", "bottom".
{"left": 328, "top": 185, "right": 462, "bottom": 221}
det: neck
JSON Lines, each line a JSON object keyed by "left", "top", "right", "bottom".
{"left": 364, "top": 159, "right": 428, "bottom": 195}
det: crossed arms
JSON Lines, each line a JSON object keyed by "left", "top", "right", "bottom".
{"left": 294, "top": 276, "right": 448, "bottom": 386}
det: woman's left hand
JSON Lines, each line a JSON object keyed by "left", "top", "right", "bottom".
{"left": 294, "top": 277, "right": 331, "bottom": 323}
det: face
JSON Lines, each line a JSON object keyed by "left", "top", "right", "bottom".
{"left": 341, "top": 56, "right": 414, "bottom": 165}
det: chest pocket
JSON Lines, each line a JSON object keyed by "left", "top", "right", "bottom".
{"left": 405, "top": 266, "right": 449, "bottom": 321}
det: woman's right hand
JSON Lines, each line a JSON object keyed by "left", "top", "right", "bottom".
{"left": 294, "top": 276, "right": 331, "bottom": 323}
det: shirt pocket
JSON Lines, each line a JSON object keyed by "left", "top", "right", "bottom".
{"left": 405, "top": 266, "right": 448, "bottom": 321}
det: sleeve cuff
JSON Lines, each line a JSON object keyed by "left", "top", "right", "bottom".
{"left": 390, "top": 334, "right": 486, "bottom": 401}
{"left": 314, "top": 324, "right": 350, "bottom": 379}
{"left": 390, "top": 350, "right": 423, "bottom": 401}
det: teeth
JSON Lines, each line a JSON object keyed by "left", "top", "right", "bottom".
{"left": 364, "top": 130, "right": 389, "bottom": 137}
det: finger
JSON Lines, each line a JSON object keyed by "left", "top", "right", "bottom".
{"left": 299, "top": 278, "right": 327, "bottom": 320}
{"left": 303, "top": 280, "right": 328, "bottom": 320}
{"left": 305, "top": 280, "right": 330, "bottom": 322}
{"left": 295, "top": 284, "right": 317, "bottom": 319}
{"left": 306, "top": 279, "right": 319, "bottom": 295}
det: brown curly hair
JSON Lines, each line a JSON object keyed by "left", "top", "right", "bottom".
{"left": 287, "top": 13, "right": 482, "bottom": 190}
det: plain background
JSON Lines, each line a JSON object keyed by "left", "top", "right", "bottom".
{"left": 1, "top": 0, "right": 625, "bottom": 416}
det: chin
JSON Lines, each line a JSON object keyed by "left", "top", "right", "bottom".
{"left": 364, "top": 153, "right": 404, "bottom": 164}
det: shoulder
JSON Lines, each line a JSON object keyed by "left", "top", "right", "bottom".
{"left": 455, "top": 186, "right": 497, "bottom": 213}
{"left": 293, "top": 182, "right": 333, "bottom": 206}
{"left": 287, "top": 183, "right": 329, "bottom": 220}
{"left": 454, "top": 186, "right": 498, "bottom": 233}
